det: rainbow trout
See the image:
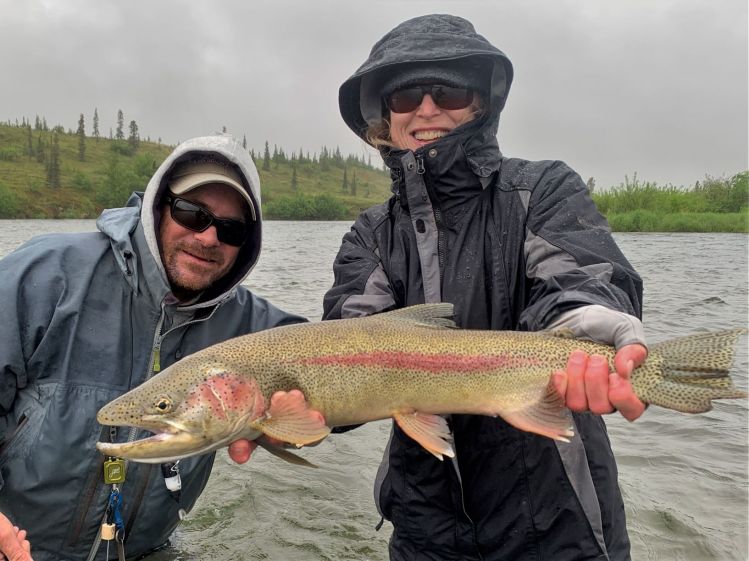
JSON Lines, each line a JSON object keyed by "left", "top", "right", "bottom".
{"left": 96, "top": 304, "right": 747, "bottom": 463}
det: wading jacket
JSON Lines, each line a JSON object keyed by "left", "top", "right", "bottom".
{"left": 325, "top": 14, "right": 643, "bottom": 561}
{"left": 0, "top": 136, "right": 304, "bottom": 561}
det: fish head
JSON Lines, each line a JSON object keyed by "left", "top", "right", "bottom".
{"left": 96, "top": 356, "right": 266, "bottom": 463}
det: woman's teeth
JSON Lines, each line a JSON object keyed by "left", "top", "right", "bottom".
{"left": 413, "top": 130, "right": 447, "bottom": 141}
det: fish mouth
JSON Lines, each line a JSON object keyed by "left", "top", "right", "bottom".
{"left": 95, "top": 430, "right": 204, "bottom": 463}
{"left": 95, "top": 414, "right": 253, "bottom": 464}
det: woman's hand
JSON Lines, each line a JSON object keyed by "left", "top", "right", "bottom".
{"left": 552, "top": 344, "right": 648, "bottom": 421}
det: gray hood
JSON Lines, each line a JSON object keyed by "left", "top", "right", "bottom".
{"left": 339, "top": 14, "right": 514, "bottom": 143}
{"left": 98, "top": 134, "right": 263, "bottom": 309}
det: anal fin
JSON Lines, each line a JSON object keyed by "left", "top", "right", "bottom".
{"left": 393, "top": 412, "right": 455, "bottom": 460}
{"left": 502, "top": 384, "right": 574, "bottom": 442}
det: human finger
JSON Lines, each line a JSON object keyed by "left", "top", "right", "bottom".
{"left": 227, "top": 439, "right": 258, "bottom": 464}
{"left": 584, "top": 354, "right": 615, "bottom": 414}
{"left": 551, "top": 368, "right": 568, "bottom": 400}
{"left": 563, "top": 350, "right": 589, "bottom": 411}
{"left": 614, "top": 344, "right": 648, "bottom": 380}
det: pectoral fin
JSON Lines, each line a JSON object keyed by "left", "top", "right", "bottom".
{"left": 393, "top": 412, "right": 455, "bottom": 460}
{"left": 250, "top": 389, "right": 331, "bottom": 446}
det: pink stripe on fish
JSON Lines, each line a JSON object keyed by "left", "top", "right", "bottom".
{"left": 300, "top": 352, "right": 540, "bottom": 372}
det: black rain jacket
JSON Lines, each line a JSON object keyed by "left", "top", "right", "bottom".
{"left": 324, "top": 14, "right": 642, "bottom": 561}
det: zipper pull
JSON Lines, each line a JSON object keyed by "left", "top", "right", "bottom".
{"left": 415, "top": 155, "right": 425, "bottom": 175}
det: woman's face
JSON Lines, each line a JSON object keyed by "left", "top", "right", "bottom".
{"left": 388, "top": 88, "right": 479, "bottom": 152}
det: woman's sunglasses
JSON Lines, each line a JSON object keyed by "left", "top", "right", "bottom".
{"left": 164, "top": 195, "right": 249, "bottom": 247}
{"left": 385, "top": 84, "right": 474, "bottom": 114}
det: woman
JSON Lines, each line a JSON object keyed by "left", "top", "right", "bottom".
{"left": 323, "top": 13, "right": 646, "bottom": 561}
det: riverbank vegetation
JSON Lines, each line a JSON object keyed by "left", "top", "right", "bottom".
{"left": 0, "top": 117, "right": 746, "bottom": 230}
{"left": 592, "top": 173, "right": 748, "bottom": 233}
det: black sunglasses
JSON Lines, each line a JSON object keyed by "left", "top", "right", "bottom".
{"left": 164, "top": 195, "right": 249, "bottom": 247}
{"left": 385, "top": 84, "right": 474, "bottom": 114}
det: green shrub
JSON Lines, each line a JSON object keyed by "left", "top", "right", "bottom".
{"left": 264, "top": 194, "right": 348, "bottom": 220}
{"left": 0, "top": 147, "right": 20, "bottom": 161}
{"left": 0, "top": 182, "right": 21, "bottom": 217}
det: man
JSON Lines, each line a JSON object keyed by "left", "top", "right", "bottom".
{"left": 0, "top": 134, "right": 304, "bottom": 561}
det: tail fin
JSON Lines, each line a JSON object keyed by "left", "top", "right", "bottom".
{"left": 645, "top": 329, "right": 748, "bottom": 413}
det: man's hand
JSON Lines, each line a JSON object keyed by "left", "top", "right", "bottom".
{"left": 0, "top": 513, "right": 33, "bottom": 561}
{"left": 228, "top": 439, "right": 258, "bottom": 464}
{"left": 552, "top": 344, "right": 648, "bottom": 422}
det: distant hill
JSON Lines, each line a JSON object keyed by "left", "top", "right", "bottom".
{"left": 0, "top": 122, "right": 392, "bottom": 219}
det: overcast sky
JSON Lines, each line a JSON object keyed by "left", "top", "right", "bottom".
{"left": 1, "top": 0, "right": 746, "bottom": 189}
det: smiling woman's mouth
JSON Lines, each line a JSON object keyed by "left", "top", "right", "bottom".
{"left": 413, "top": 130, "right": 448, "bottom": 141}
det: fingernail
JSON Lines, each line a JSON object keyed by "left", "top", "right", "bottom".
{"left": 589, "top": 355, "right": 607, "bottom": 367}
{"left": 570, "top": 350, "right": 587, "bottom": 363}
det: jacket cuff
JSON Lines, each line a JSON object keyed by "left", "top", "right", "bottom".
{"left": 547, "top": 304, "right": 647, "bottom": 350}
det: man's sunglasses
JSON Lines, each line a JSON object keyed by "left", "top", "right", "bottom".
{"left": 164, "top": 195, "right": 249, "bottom": 247}
{"left": 385, "top": 84, "right": 474, "bottom": 114}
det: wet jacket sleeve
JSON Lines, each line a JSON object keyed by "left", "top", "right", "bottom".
{"left": 0, "top": 238, "right": 60, "bottom": 441}
{"left": 322, "top": 209, "right": 396, "bottom": 321}
{"left": 519, "top": 161, "right": 644, "bottom": 341}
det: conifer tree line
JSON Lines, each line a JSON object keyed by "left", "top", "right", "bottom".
{"left": 5, "top": 111, "right": 382, "bottom": 171}
{"left": 3, "top": 111, "right": 386, "bottom": 194}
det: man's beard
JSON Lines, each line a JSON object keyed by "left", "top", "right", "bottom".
{"left": 163, "top": 240, "right": 232, "bottom": 299}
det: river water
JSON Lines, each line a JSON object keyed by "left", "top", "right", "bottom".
{"left": 1, "top": 220, "right": 747, "bottom": 561}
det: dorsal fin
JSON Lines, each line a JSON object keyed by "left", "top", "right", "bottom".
{"left": 380, "top": 303, "right": 457, "bottom": 329}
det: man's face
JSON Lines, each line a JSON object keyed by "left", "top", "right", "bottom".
{"left": 159, "top": 183, "right": 247, "bottom": 301}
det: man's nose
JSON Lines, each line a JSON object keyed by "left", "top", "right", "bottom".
{"left": 193, "top": 225, "right": 221, "bottom": 246}
{"left": 416, "top": 94, "right": 441, "bottom": 117}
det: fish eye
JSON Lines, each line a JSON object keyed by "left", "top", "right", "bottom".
{"left": 154, "top": 397, "right": 172, "bottom": 413}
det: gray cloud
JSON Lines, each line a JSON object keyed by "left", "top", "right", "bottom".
{"left": 1, "top": 0, "right": 746, "bottom": 188}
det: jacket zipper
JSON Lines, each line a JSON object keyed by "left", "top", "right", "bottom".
{"left": 448, "top": 429, "right": 484, "bottom": 560}
{"left": 414, "top": 153, "right": 478, "bottom": 557}
{"left": 85, "top": 309, "right": 166, "bottom": 561}
{"left": 118, "top": 302, "right": 223, "bottom": 542}
{"left": 415, "top": 154, "right": 447, "bottom": 282}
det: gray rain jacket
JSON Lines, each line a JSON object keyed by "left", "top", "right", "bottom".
{"left": 0, "top": 135, "right": 304, "bottom": 560}
{"left": 325, "top": 14, "right": 642, "bottom": 561}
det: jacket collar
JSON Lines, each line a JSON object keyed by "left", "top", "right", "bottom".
{"left": 384, "top": 117, "right": 502, "bottom": 211}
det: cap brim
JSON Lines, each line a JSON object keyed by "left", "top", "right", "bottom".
{"left": 170, "top": 173, "right": 256, "bottom": 221}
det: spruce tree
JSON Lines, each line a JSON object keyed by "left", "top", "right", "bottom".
{"left": 36, "top": 134, "right": 45, "bottom": 163}
{"left": 128, "top": 120, "right": 140, "bottom": 150}
{"left": 262, "top": 141, "right": 271, "bottom": 171}
{"left": 93, "top": 108, "right": 100, "bottom": 141}
{"left": 77, "top": 113, "right": 86, "bottom": 161}
{"left": 351, "top": 170, "right": 357, "bottom": 196}
{"left": 26, "top": 125, "right": 33, "bottom": 158}
{"left": 115, "top": 110, "right": 124, "bottom": 140}
{"left": 242, "top": 134, "right": 247, "bottom": 149}
{"left": 291, "top": 164, "right": 298, "bottom": 191}
{"left": 341, "top": 167, "right": 349, "bottom": 193}
{"left": 46, "top": 132, "right": 61, "bottom": 189}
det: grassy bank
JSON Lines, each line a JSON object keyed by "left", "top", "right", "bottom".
{"left": 592, "top": 173, "right": 748, "bottom": 233}
{"left": 607, "top": 211, "right": 747, "bottom": 232}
